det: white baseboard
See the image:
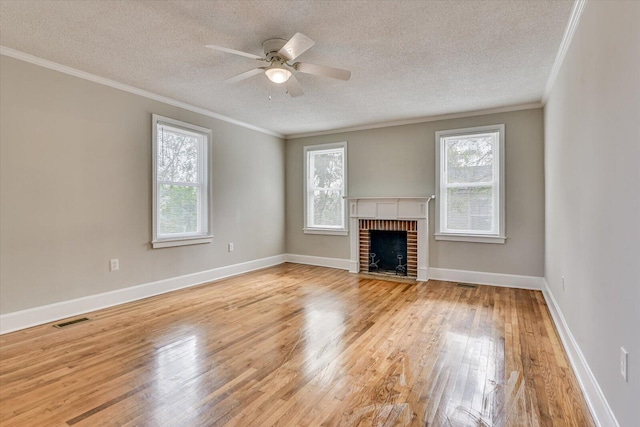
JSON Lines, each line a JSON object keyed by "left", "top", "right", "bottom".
{"left": 285, "top": 258, "right": 541, "bottom": 290}
{"left": 0, "top": 254, "right": 286, "bottom": 335}
{"left": 428, "top": 267, "right": 544, "bottom": 290}
{"left": 284, "top": 254, "right": 351, "bottom": 271}
{"left": 542, "top": 280, "right": 619, "bottom": 427}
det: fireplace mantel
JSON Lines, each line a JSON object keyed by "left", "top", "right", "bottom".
{"left": 347, "top": 197, "right": 432, "bottom": 281}
{"left": 346, "top": 197, "right": 431, "bottom": 220}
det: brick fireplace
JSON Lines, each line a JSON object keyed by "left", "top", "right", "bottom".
{"left": 359, "top": 220, "right": 417, "bottom": 277}
{"left": 347, "top": 197, "right": 431, "bottom": 281}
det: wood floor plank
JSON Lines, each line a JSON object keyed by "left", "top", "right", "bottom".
{"left": 0, "top": 263, "right": 594, "bottom": 426}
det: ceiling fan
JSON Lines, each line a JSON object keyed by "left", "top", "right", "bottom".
{"left": 206, "top": 33, "right": 351, "bottom": 97}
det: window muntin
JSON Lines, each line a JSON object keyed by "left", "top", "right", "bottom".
{"left": 436, "top": 125, "right": 505, "bottom": 243}
{"left": 152, "top": 115, "right": 212, "bottom": 248}
{"left": 304, "top": 143, "right": 347, "bottom": 234}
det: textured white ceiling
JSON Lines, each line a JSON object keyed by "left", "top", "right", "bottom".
{"left": 0, "top": 0, "right": 573, "bottom": 137}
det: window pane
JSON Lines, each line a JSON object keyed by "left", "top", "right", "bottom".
{"left": 312, "top": 189, "right": 343, "bottom": 227}
{"left": 159, "top": 184, "right": 198, "bottom": 235}
{"left": 312, "top": 150, "right": 343, "bottom": 189}
{"left": 446, "top": 134, "right": 494, "bottom": 184}
{"left": 446, "top": 186, "right": 493, "bottom": 232}
{"left": 157, "top": 127, "right": 199, "bottom": 183}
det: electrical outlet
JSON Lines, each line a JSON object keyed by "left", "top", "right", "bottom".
{"left": 228, "top": 243, "right": 234, "bottom": 252}
{"left": 621, "top": 347, "right": 628, "bottom": 382}
{"left": 561, "top": 275, "right": 565, "bottom": 291}
{"left": 109, "top": 259, "right": 119, "bottom": 271}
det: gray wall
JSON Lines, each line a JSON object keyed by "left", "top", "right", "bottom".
{"left": 286, "top": 108, "right": 545, "bottom": 277}
{"left": 0, "top": 56, "right": 286, "bottom": 314}
{"left": 544, "top": 2, "right": 639, "bottom": 425}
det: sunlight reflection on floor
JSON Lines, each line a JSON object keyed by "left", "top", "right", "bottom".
{"left": 303, "top": 291, "right": 345, "bottom": 388}
{"left": 153, "top": 334, "right": 201, "bottom": 423}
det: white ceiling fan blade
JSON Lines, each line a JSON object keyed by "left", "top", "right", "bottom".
{"left": 225, "top": 68, "right": 266, "bottom": 84}
{"left": 278, "top": 33, "right": 315, "bottom": 61}
{"left": 294, "top": 62, "right": 351, "bottom": 81}
{"left": 206, "top": 44, "right": 264, "bottom": 60}
{"left": 286, "top": 74, "right": 304, "bottom": 97}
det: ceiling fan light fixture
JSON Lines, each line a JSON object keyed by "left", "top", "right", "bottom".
{"left": 265, "top": 64, "right": 291, "bottom": 84}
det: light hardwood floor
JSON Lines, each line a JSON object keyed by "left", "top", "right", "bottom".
{"left": 0, "top": 263, "right": 594, "bottom": 426}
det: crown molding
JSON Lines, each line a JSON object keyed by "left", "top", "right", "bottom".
{"left": 542, "top": 0, "right": 588, "bottom": 104}
{"left": 285, "top": 102, "right": 542, "bottom": 139}
{"left": 1, "top": 43, "right": 554, "bottom": 140}
{"left": 0, "top": 46, "right": 284, "bottom": 139}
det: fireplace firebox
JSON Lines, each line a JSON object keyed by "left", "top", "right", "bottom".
{"left": 369, "top": 230, "right": 407, "bottom": 275}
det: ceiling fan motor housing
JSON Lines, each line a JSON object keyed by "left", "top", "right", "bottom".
{"left": 263, "top": 38, "right": 288, "bottom": 62}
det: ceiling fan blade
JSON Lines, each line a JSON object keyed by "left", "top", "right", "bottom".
{"left": 278, "top": 33, "right": 315, "bottom": 61}
{"left": 286, "top": 74, "right": 304, "bottom": 97}
{"left": 225, "top": 67, "right": 266, "bottom": 84}
{"left": 206, "top": 44, "right": 264, "bottom": 60}
{"left": 294, "top": 62, "right": 351, "bottom": 81}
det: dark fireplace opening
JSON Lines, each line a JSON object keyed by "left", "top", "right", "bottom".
{"left": 368, "top": 230, "right": 408, "bottom": 276}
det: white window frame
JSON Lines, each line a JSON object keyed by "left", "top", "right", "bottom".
{"left": 152, "top": 114, "right": 213, "bottom": 248}
{"left": 435, "top": 124, "right": 505, "bottom": 244}
{"left": 303, "top": 142, "right": 348, "bottom": 236}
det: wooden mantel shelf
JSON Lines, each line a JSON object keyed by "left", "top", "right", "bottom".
{"left": 345, "top": 196, "right": 433, "bottom": 200}
{"left": 347, "top": 197, "right": 433, "bottom": 220}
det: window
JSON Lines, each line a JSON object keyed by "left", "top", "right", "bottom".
{"left": 304, "top": 142, "right": 348, "bottom": 235}
{"left": 152, "top": 114, "right": 213, "bottom": 248}
{"left": 435, "top": 124, "right": 505, "bottom": 243}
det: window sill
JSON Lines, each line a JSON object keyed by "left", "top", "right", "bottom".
{"left": 434, "top": 233, "right": 506, "bottom": 244}
{"left": 303, "top": 228, "right": 348, "bottom": 236}
{"left": 152, "top": 235, "right": 214, "bottom": 248}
